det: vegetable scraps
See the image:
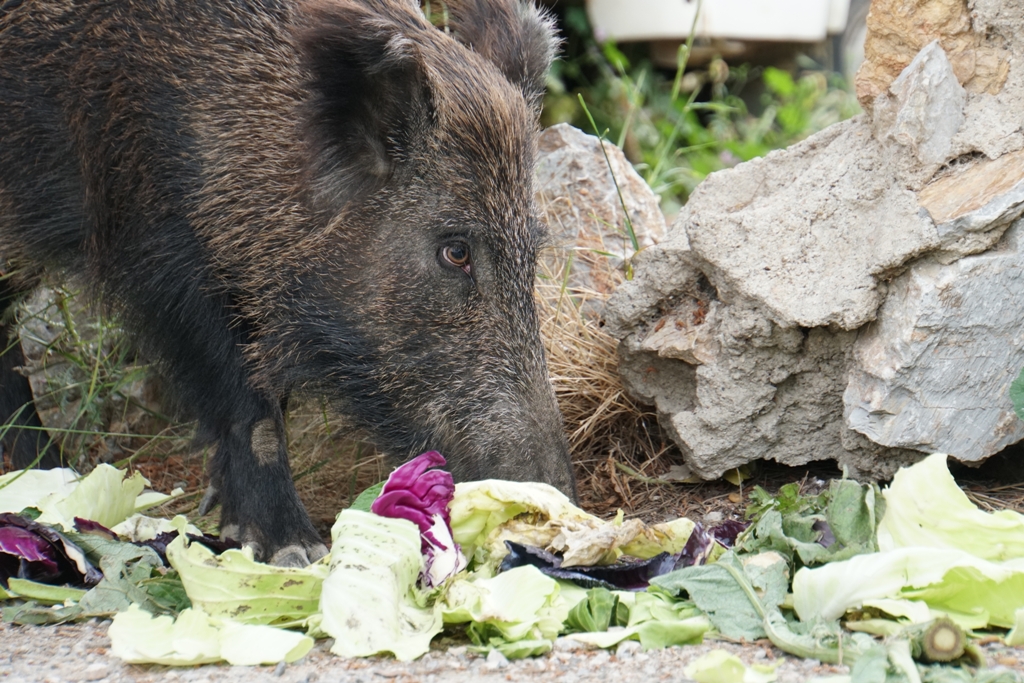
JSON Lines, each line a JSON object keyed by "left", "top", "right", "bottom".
{"left": 3, "top": 450, "right": 1024, "bottom": 680}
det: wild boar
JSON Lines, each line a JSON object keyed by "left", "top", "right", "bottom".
{"left": 0, "top": 0, "right": 576, "bottom": 565}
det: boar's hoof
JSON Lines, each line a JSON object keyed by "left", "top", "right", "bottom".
{"left": 269, "top": 543, "right": 329, "bottom": 568}
{"left": 198, "top": 484, "right": 220, "bottom": 516}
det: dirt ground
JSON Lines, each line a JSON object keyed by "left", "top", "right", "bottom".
{"left": 3, "top": 620, "right": 1024, "bottom": 683}
{"left": 0, "top": 618, "right": 1019, "bottom": 683}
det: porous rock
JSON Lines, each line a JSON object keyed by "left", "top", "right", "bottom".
{"left": 682, "top": 118, "right": 936, "bottom": 331}
{"left": 855, "top": 0, "right": 1010, "bottom": 110}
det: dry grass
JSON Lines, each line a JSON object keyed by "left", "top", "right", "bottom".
{"left": 535, "top": 247, "right": 678, "bottom": 520}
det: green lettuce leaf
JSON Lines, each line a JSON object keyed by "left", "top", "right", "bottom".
{"left": 877, "top": 453, "right": 1024, "bottom": 561}
{"left": 5, "top": 578, "right": 86, "bottom": 604}
{"left": 0, "top": 468, "right": 79, "bottom": 516}
{"left": 563, "top": 591, "right": 710, "bottom": 650}
{"left": 320, "top": 509, "right": 441, "bottom": 661}
{"left": 443, "top": 565, "right": 570, "bottom": 643}
{"left": 348, "top": 481, "right": 385, "bottom": 513}
{"left": 652, "top": 551, "right": 788, "bottom": 641}
{"left": 793, "top": 547, "right": 1024, "bottom": 629}
{"left": 740, "top": 479, "right": 879, "bottom": 567}
{"left": 166, "top": 531, "right": 327, "bottom": 626}
{"left": 1006, "top": 608, "right": 1024, "bottom": 646}
{"left": 0, "top": 465, "right": 174, "bottom": 531}
{"left": 795, "top": 454, "right": 1024, "bottom": 631}
{"left": 684, "top": 649, "right": 780, "bottom": 683}
{"left": 108, "top": 604, "right": 312, "bottom": 666}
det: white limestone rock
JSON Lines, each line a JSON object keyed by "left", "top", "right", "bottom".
{"left": 534, "top": 124, "right": 665, "bottom": 305}
{"left": 844, "top": 220, "right": 1024, "bottom": 459}
{"left": 873, "top": 41, "right": 966, "bottom": 185}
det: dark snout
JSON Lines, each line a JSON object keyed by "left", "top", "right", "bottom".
{"left": 440, "top": 373, "right": 577, "bottom": 502}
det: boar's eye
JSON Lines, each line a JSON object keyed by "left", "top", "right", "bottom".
{"left": 440, "top": 243, "right": 472, "bottom": 275}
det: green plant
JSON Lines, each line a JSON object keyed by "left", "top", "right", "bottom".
{"left": 4, "top": 287, "right": 183, "bottom": 470}
{"left": 1011, "top": 366, "right": 1024, "bottom": 421}
{"left": 543, "top": 8, "right": 862, "bottom": 216}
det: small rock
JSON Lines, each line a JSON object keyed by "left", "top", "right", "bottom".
{"left": 616, "top": 640, "right": 642, "bottom": 659}
{"left": 484, "top": 649, "right": 509, "bottom": 671}
{"left": 74, "top": 663, "right": 110, "bottom": 682}
{"left": 273, "top": 661, "right": 286, "bottom": 677}
{"left": 703, "top": 511, "right": 724, "bottom": 525}
{"left": 534, "top": 124, "right": 666, "bottom": 302}
{"left": 553, "top": 637, "right": 590, "bottom": 652}
{"left": 874, "top": 41, "right": 965, "bottom": 175}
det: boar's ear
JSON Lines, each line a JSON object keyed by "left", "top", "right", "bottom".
{"left": 296, "top": 1, "right": 433, "bottom": 203}
{"left": 445, "top": 0, "right": 560, "bottom": 117}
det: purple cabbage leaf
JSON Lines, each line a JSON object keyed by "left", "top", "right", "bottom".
{"left": 0, "top": 513, "right": 101, "bottom": 589}
{"left": 371, "top": 451, "right": 467, "bottom": 587}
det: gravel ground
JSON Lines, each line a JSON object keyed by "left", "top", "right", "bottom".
{"left": 4, "top": 621, "right": 1024, "bottom": 683}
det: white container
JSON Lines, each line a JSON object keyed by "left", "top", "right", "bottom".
{"left": 586, "top": 0, "right": 850, "bottom": 43}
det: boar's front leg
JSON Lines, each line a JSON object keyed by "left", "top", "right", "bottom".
{"left": 200, "top": 398, "right": 327, "bottom": 567}
{"left": 110, "top": 259, "right": 324, "bottom": 566}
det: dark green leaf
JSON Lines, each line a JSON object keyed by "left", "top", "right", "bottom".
{"left": 651, "top": 551, "right": 786, "bottom": 641}
{"left": 1011, "top": 366, "right": 1024, "bottom": 421}
{"left": 565, "top": 588, "right": 618, "bottom": 633}
{"left": 348, "top": 481, "right": 385, "bottom": 513}
{"left": 2, "top": 601, "right": 83, "bottom": 625}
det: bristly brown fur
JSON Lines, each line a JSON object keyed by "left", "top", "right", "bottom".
{"left": 0, "top": 0, "right": 573, "bottom": 563}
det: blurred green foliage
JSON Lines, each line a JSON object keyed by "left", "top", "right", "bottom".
{"left": 542, "top": 7, "right": 862, "bottom": 216}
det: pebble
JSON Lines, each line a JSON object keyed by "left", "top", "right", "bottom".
{"left": 616, "top": 641, "right": 642, "bottom": 658}
{"left": 703, "top": 510, "right": 724, "bottom": 524}
{"left": 80, "top": 663, "right": 110, "bottom": 682}
{"left": 485, "top": 650, "right": 509, "bottom": 670}
{"left": 552, "top": 637, "right": 589, "bottom": 652}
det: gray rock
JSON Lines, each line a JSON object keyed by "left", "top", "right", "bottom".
{"left": 484, "top": 649, "right": 509, "bottom": 670}
{"left": 844, "top": 220, "right": 1024, "bottom": 459}
{"left": 874, "top": 41, "right": 966, "bottom": 181}
{"left": 919, "top": 147, "right": 1024, "bottom": 259}
{"left": 615, "top": 640, "right": 642, "bottom": 658}
{"left": 534, "top": 124, "right": 665, "bottom": 305}
{"left": 604, "top": 35, "right": 1024, "bottom": 479}
{"left": 678, "top": 119, "right": 938, "bottom": 331}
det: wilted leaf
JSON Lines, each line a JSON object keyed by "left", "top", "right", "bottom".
{"left": 6, "top": 578, "right": 86, "bottom": 604}
{"left": 499, "top": 541, "right": 677, "bottom": 590}
{"left": 167, "top": 533, "right": 326, "bottom": 626}
{"left": 684, "top": 649, "right": 779, "bottom": 683}
{"left": 0, "top": 513, "right": 101, "bottom": 588}
{"left": 2, "top": 600, "right": 83, "bottom": 625}
{"left": 652, "top": 551, "right": 787, "bottom": 641}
